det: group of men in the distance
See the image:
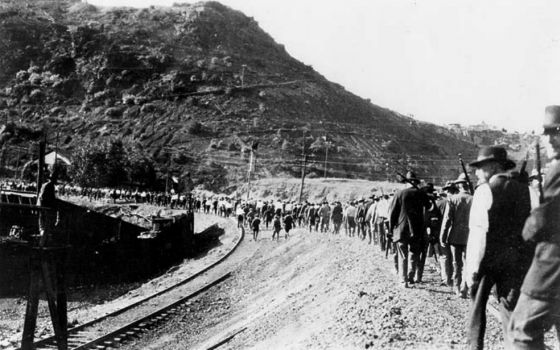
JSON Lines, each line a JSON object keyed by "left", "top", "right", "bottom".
{"left": 225, "top": 194, "right": 394, "bottom": 243}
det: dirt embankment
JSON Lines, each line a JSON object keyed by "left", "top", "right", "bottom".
{"left": 119, "top": 225, "right": 512, "bottom": 350}
{"left": 233, "top": 177, "right": 406, "bottom": 203}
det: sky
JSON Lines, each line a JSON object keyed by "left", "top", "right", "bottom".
{"left": 87, "top": 0, "right": 560, "bottom": 132}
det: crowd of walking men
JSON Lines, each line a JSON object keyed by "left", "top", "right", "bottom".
{"left": 382, "top": 106, "right": 560, "bottom": 350}
{"left": 33, "top": 106, "right": 559, "bottom": 350}
{"left": 204, "top": 106, "right": 560, "bottom": 350}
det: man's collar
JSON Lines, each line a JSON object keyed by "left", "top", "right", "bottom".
{"left": 488, "top": 172, "right": 510, "bottom": 183}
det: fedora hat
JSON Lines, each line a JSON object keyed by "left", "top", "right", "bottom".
{"left": 453, "top": 173, "right": 469, "bottom": 184}
{"left": 442, "top": 180, "right": 457, "bottom": 191}
{"left": 421, "top": 184, "right": 435, "bottom": 193}
{"left": 543, "top": 105, "right": 560, "bottom": 134}
{"left": 468, "top": 146, "right": 516, "bottom": 170}
{"left": 401, "top": 171, "right": 420, "bottom": 184}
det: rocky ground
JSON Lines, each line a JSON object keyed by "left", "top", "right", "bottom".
{"left": 117, "top": 224, "right": 539, "bottom": 350}
{"left": 0, "top": 212, "right": 239, "bottom": 349}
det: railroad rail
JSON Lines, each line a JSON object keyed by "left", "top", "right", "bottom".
{"left": 22, "top": 220, "right": 245, "bottom": 350}
{"left": 36, "top": 273, "right": 231, "bottom": 350}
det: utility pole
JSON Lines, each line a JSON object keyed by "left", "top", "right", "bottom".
{"left": 241, "top": 64, "right": 247, "bottom": 88}
{"left": 298, "top": 130, "right": 308, "bottom": 203}
{"left": 299, "top": 154, "right": 308, "bottom": 203}
{"left": 323, "top": 136, "right": 329, "bottom": 178}
{"left": 36, "top": 140, "right": 45, "bottom": 197}
{"left": 385, "top": 162, "right": 389, "bottom": 182}
{"left": 246, "top": 149, "right": 253, "bottom": 201}
{"left": 165, "top": 151, "right": 171, "bottom": 194}
{"left": 246, "top": 141, "right": 258, "bottom": 201}
{"left": 54, "top": 131, "right": 59, "bottom": 174}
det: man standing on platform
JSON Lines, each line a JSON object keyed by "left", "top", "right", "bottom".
{"left": 37, "top": 171, "right": 60, "bottom": 246}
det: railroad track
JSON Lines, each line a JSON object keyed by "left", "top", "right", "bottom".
{"left": 36, "top": 272, "right": 231, "bottom": 350}
{"left": 35, "top": 273, "right": 231, "bottom": 350}
{"left": 22, "top": 220, "right": 245, "bottom": 350}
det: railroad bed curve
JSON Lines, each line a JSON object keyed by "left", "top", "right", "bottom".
{"left": 4, "top": 213, "right": 241, "bottom": 350}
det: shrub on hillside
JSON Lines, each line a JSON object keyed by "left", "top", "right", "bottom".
{"left": 187, "top": 121, "right": 204, "bottom": 135}
{"left": 105, "top": 107, "right": 124, "bottom": 118}
{"left": 69, "top": 140, "right": 157, "bottom": 188}
{"left": 195, "top": 161, "right": 228, "bottom": 192}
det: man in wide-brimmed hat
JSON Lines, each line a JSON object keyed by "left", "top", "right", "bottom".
{"left": 507, "top": 106, "right": 560, "bottom": 349}
{"left": 464, "top": 146, "right": 533, "bottom": 349}
{"left": 389, "top": 171, "right": 431, "bottom": 288}
{"left": 442, "top": 180, "right": 458, "bottom": 195}
{"left": 440, "top": 172, "right": 473, "bottom": 297}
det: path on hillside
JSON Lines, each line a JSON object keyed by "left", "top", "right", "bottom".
{"left": 119, "top": 226, "right": 507, "bottom": 350}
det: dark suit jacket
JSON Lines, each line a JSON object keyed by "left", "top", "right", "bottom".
{"left": 521, "top": 160, "right": 560, "bottom": 300}
{"left": 389, "top": 186, "right": 430, "bottom": 243}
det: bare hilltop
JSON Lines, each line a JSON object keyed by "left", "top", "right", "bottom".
{"left": 0, "top": 1, "right": 535, "bottom": 191}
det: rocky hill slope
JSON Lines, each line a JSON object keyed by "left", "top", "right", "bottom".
{"left": 0, "top": 1, "right": 485, "bottom": 190}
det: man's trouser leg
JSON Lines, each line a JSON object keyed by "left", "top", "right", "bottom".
{"left": 393, "top": 242, "right": 399, "bottom": 274}
{"left": 411, "top": 239, "right": 426, "bottom": 282}
{"left": 379, "top": 222, "right": 386, "bottom": 251}
{"left": 440, "top": 244, "right": 452, "bottom": 285}
{"left": 467, "top": 274, "right": 495, "bottom": 350}
{"left": 450, "top": 245, "right": 465, "bottom": 289}
{"left": 396, "top": 241, "right": 409, "bottom": 284}
{"left": 507, "top": 293, "right": 560, "bottom": 350}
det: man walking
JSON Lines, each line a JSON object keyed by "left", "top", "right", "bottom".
{"left": 440, "top": 174, "right": 472, "bottom": 297}
{"left": 465, "top": 146, "right": 533, "bottom": 350}
{"left": 508, "top": 106, "right": 560, "bottom": 349}
{"left": 389, "top": 171, "right": 431, "bottom": 288}
{"left": 331, "top": 201, "right": 343, "bottom": 234}
{"left": 319, "top": 201, "right": 331, "bottom": 233}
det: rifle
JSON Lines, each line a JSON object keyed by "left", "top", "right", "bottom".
{"left": 385, "top": 235, "right": 391, "bottom": 258}
{"left": 515, "top": 151, "right": 530, "bottom": 184}
{"left": 520, "top": 151, "right": 529, "bottom": 174}
{"left": 536, "top": 143, "right": 544, "bottom": 204}
{"left": 396, "top": 171, "right": 419, "bottom": 190}
{"left": 458, "top": 153, "right": 474, "bottom": 195}
{"left": 384, "top": 221, "right": 392, "bottom": 259}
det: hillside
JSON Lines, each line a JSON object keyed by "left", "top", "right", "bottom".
{"left": 0, "top": 1, "right": 485, "bottom": 190}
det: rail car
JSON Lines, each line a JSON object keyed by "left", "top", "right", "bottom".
{"left": 0, "top": 191, "right": 195, "bottom": 295}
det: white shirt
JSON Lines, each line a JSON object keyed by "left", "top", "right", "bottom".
{"left": 465, "top": 182, "right": 493, "bottom": 287}
{"left": 346, "top": 205, "right": 357, "bottom": 217}
{"left": 377, "top": 199, "right": 390, "bottom": 218}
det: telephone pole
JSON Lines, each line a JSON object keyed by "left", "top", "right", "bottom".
{"left": 299, "top": 154, "right": 308, "bottom": 203}
{"left": 246, "top": 141, "right": 258, "bottom": 201}
{"left": 298, "top": 130, "right": 308, "bottom": 203}
{"left": 323, "top": 136, "right": 329, "bottom": 178}
{"left": 246, "top": 149, "right": 253, "bottom": 201}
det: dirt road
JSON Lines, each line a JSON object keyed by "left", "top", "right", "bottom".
{"left": 120, "top": 224, "right": 510, "bottom": 350}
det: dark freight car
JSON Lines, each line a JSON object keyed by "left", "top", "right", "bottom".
{"left": 0, "top": 191, "right": 194, "bottom": 295}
